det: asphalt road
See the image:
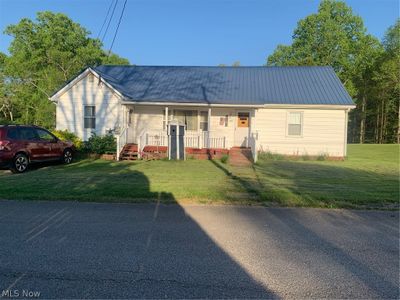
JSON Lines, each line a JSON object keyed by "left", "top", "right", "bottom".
{"left": 0, "top": 200, "right": 398, "bottom": 299}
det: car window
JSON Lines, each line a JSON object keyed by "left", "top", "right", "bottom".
{"left": 19, "top": 127, "right": 38, "bottom": 141}
{"left": 7, "top": 127, "right": 20, "bottom": 140}
{"left": 36, "top": 128, "right": 56, "bottom": 142}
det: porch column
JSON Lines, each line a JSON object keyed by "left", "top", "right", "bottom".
{"left": 208, "top": 107, "right": 211, "bottom": 148}
{"left": 165, "top": 106, "right": 168, "bottom": 130}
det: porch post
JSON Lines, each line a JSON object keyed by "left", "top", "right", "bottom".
{"left": 208, "top": 107, "right": 211, "bottom": 148}
{"left": 165, "top": 106, "right": 168, "bottom": 131}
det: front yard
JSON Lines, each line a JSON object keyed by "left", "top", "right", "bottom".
{"left": 0, "top": 144, "right": 398, "bottom": 208}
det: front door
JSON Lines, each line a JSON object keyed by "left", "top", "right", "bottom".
{"left": 234, "top": 112, "right": 250, "bottom": 147}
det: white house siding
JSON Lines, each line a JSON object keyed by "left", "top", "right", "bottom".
{"left": 129, "top": 105, "right": 164, "bottom": 142}
{"left": 208, "top": 107, "right": 237, "bottom": 148}
{"left": 56, "top": 74, "right": 122, "bottom": 141}
{"left": 255, "top": 108, "right": 347, "bottom": 157}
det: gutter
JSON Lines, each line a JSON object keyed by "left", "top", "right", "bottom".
{"left": 121, "top": 100, "right": 356, "bottom": 110}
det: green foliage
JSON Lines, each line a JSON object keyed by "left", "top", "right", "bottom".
{"left": 1, "top": 11, "right": 129, "bottom": 129}
{"left": 316, "top": 153, "right": 329, "bottom": 161}
{"left": 220, "top": 154, "right": 229, "bottom": 164}
{"left": 257, "top": 151, "right": 285, "bottom": 161}
{"left": 266, "top": 0, "right": 399, "bottom": 144}
{"left": 84, "top": 133, "right": 116, "bottom": 154}
{"left": 51, "top": 129, "right": 83, "bottom": 151}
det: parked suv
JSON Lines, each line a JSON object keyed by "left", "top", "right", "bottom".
{"left": 0, "top": 125, "right": 75, "bottom": 173}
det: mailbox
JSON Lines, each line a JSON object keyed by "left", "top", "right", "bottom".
{"left": 167, "top": 122, "right": 185, "bottom": 160}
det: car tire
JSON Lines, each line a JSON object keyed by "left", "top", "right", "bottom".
{"left": 11, "top": 153, "right": 29, "bottom": 173}
{"left": 62, "top": 149, "right": 73, "bottom": 164}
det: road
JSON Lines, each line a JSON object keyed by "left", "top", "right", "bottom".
{"left": 0, "top": 200, "right": 398, "bottom": 299}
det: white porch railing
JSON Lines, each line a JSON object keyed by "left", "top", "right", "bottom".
{"left": 185, "top": 131, "right": 226, "bottom": 149}
{"left": 137, "top": 130, "right": 227, "bottom": 152}
{"left": 116, "top": 126, "right": 128, "bottom": 160}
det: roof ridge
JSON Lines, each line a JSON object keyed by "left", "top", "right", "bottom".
{"left": 95, "top": 65, "right": 334, "bottom": 69}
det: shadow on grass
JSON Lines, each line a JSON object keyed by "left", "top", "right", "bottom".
{"left": 210, "top": 158, "right": 398, "bottom": 208}
{"left": 0, "top": 159, "right": 277, "bottom": 298}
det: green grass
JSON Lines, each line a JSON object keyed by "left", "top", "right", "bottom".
{"left": 0, "top": 144, "right": 398, "bottom": 208}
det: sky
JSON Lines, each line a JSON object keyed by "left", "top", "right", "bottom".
{"left": 0, "top": 0, "right": 398, "bottom": 66}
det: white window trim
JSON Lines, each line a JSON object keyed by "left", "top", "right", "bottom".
{"left": 286, "top": 111, "right": 304, "bottom": 138}
{"left": 164, "top": 108, "right": 209, "bottom": 132}
{"left": 84, "top": 105, "right": 96, "bottom": 130}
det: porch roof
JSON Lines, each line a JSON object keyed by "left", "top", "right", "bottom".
{"left": 93, "top": 65, "right": 354, "bottom": 106}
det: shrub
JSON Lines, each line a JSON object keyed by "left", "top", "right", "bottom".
{"left": 52, "top": 129, "right": 83, "bottom": 151}
{"left": 84, "top": 133, "right": 116, "bottom": 154}
{"left": 317, "top": 153, "right": 329, "bottom": 161}
{"left": 220, "top": 154, "right": 229, "bottom": 164}
{"left": 258, "top": 151, "right": 285, "bottom": 161}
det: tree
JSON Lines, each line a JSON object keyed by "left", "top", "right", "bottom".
{"left": 3, "top": 11, "right": 129, "bottom": 128}
{"left": 266, "top": 0, "right": 385, "bottom": 143}
{"left": 372, "top": 20, "right": 400, "bottom": 143}
{"left": 0, "top": 52, "right": 15, "bottom": 123}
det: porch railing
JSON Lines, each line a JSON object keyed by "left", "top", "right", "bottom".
{"left": 138, "top": 130, "right": 227, "bottom": 151}
{"left": 116, "top": 126, "right": 128, "bottom": 160}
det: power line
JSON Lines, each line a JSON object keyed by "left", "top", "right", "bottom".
{"left": 107, "top": 0, "right": 128, "bottom": 57}
{"left": 97, "top": 0, "right": 116, "bottom": 39}
{"left": 101, "top": 0, "right": 119, "bottom": 44}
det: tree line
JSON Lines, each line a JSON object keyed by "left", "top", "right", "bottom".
{"left": 267, "top": 0, "right": 399, "bottom": 144}
{"left": 0, "top": 1, "right": 399, "bottom": 143}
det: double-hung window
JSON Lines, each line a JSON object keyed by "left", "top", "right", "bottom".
{"left": 174, "top": 110, "right": 198, "bottom": 131}
{"left": 287, "top": 112, "right": 303, "bottom": 136}
{"left": 199, "top": 111, "right": 208, "bottom": 131}
{"left": 84, "top": 106, "right": 96, "bottom": 129}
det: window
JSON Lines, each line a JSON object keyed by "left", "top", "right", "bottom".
{"left": 84, "top": 106, "right": 96, "bottom": 129}
{"left": 288, "top": 112, "right": 303, "bottom": 136}
{"left": 7, "top": 128, "right": 19, "bottom": 140}
{"left": 174, "top": 110, "right": 198, "bottom": 131}
{"left": 199, "top": 111, "right": 208, "bottom": 131}
{"left": 36, "top": 128, "right": 56, "bottom": 142}
{"left": 237, "top": 112, "right": 250, "bottom": 128}
{"left": 19, "top": 127, "right": 37, "bottom": 141}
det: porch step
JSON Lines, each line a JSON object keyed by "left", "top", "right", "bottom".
{"left": 229, "top": 147, "right": 253, "bottom": 166}
{"left": 120, "top": 143, "right": 139, "bottom": 161}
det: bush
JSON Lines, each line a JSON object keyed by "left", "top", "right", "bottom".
{"left": 220, "top": 154, "right": 229, "bottom": 164}
{"left": 317, "top": 153, "right": 329, "bottom": 161}
{"left": 52, "top": 129, "right": 83, "bottom": 151}
{"left": 258, "top": 151, "right": 285, "bottom": 161}
{"left": 84, "top": 133, "right": 116, "bottom": 154}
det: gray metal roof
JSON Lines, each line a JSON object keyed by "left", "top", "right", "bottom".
{"left": 93, "top": 65, "right": 354, "bottom": 106}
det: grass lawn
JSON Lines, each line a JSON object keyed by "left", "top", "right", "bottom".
{"left": 0, "top": 144, "right": 398, "bottom": 208}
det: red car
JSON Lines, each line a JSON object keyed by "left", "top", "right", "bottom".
{"left": 0, "top": 125, "right": 75, "bottom": 173}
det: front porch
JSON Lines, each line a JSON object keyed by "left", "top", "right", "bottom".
{"left": 115, "top": 104, "right": 259, "bottom": 162}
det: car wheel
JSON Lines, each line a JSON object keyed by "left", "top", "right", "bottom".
{"left": 11, "top": 153, "right": 29, "bottom": 173}
{"left": 63, "top": 149, "right": 73, "bottom": 164}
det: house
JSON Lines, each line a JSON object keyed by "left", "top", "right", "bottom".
{"left": 50, "top": 65, "right": 355, "bottom": 162}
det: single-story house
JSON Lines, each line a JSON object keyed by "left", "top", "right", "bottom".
{"left": 50, "top": 65, "right": 355, "bottom": 161}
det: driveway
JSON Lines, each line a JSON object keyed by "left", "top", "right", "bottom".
{"left": 0, "top": 200, "right": 398, "bottom": 299}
